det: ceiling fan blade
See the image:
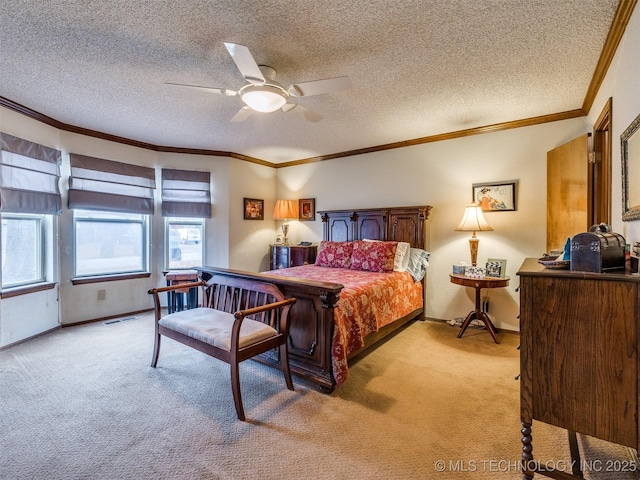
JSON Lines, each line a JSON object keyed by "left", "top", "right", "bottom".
{"left": 283, "top": 103, "right": 323, "bottom": 123}
{"left": 224, "top": 43, "right": 265, "bottom": 84}
{"left": 164, "top": 82, "right": 237, "bottom": 96}
{"left": 230, "top": 106, "right": 254, "bottom": 123}
{"left": 288, "top": 76, "right": 351, "bottom": 97}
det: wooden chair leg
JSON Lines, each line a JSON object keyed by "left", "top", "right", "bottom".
{"left": 230, "top": 361, "right": 245, "bottom": 421}
{"left": 151, "top": 333, "right": 161, "bottom": 368}
{"left": 280, "top": 343, "right": 294, "bottom": 391}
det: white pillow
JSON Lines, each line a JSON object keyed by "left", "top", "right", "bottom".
{"left": 363, "top": 239, "right": 411, "bottom": 272}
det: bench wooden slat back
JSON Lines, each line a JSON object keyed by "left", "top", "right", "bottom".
{"left": 203, "top": 275, "right": 285, "bottom": 329}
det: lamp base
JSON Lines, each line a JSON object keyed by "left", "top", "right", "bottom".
{"left": 282, "top": 222, "right": 290, "bottom": 246}
{"left": 469, "top": 236, "right": 479, "bottom": 266}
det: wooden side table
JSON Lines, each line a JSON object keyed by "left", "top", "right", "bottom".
{"left": 164, "top": 269, "right": 199, "bottom": 313}
{"left": 449, "top": 273, "right": 510, "bottom": 343}
{"left": 270, "top": 245, "right": 317, "bottom": 270}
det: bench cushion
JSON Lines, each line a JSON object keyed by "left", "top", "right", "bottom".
{"left": 159, "top": 308, "right": 278, "bottom": 351}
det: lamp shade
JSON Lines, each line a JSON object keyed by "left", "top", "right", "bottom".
{"left": 273, "top": 199, "right": 299, "bottom": 219}
{"left": 455, "top": 203, "right": 493, "bottom": 233}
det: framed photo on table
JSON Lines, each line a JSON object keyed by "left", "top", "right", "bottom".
{"left": 486, "top": 258, "right": 507, "bottom": 278}
{"left": 472, "top": 181, "right": 517, "bottom": 211}
{"left": 243, "top": 198, "right": 264, "bottom": 220}
{"left": 299, "top": 198, "right": 316, "bottom": 221}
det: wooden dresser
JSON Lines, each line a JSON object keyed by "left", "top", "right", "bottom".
{"left": 517, "top": 258, "right": 638, "bottom": 479}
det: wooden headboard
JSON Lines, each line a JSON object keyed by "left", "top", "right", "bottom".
{"left": 318, "top": 205, "right": 432, "bottom": 248}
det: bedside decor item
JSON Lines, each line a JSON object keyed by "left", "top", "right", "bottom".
{"left": 464, "top": 266, "right": 486, "bottom": 278}
{"left": 273, "top": 199, "right": 299, "bottom": 245}
{"left": 452, "top": 264, "right": 467, "bottom": 275}
{"left": 299, "top": 198, "right": 316, "bottom": 221}
{"left": 243, "top": 198, "right": 264, "bottom": 220}
{"left": 486, "top": 258, "right": 507, "bottom": 278}
{"left": 455, "top": 202, "right": 493, "bottom": 266}
{"left": 472, "top": 181, "right": 517, "bottom": 211}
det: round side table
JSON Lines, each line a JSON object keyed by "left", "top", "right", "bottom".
{"left": 449, "top": 273, "right": 510, "bottom": 344}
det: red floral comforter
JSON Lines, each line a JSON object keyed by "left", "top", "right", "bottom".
{"left": 265, "top": 265, "right": 423, "bottom": 385}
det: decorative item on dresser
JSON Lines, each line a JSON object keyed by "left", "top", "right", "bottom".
{"left": 197, "top": 205, "right": 432, "bottom": 392}
{"left": 518, "top": 258, "right": 640, "bottom": 479}
{"left": 270, "top": 244, "right": 317, "bottom": 270}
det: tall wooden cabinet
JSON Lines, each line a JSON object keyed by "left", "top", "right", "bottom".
{"left": 517, "top": 258, "right": 638, "bottom": 479}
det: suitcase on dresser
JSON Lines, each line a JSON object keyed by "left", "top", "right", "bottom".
{"left": 570, "top": 228, "right": 625, "bottom": 273}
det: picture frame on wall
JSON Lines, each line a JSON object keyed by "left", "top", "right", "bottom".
{"left": 486, "top": 258, "right": 507, "bottom": 278}
{"left": 472, "top": 181, "right": 517, "bottom": 212}
{"left": 299, "top": 198, "right": 316, "bottom": 221}
{"left": 243, "top": 198, "right": 264, "bottom": 220}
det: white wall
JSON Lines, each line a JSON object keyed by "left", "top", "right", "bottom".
{"left": 588, "top": 5, "right": 640, "bottom": 243}
{"left": 276, "top": 119, "right": 587, "bottom": 330}
{"left": 228, "top": 160, "right": 277, "bottom": 272}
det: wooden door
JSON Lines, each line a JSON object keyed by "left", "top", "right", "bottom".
{"left": 546, "top": 134, "right": 588, "bottom": 252}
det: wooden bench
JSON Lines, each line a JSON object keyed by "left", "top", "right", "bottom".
{"left": 148, "top": 274, "right": 297, "bottom": 421}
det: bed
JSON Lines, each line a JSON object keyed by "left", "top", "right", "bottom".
{"left": 197, "top": 205, "right": 432, "bottom": 391}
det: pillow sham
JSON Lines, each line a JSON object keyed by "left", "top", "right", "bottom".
{"left": 314, "top": 241, "right": 354, "bottom": 269}
{"left": 363, "top": 239, "right": 411, "bottom": 272}
{"left": 350, "top": 240, "right": 397, "bottom": 272}
{"left": 406, "top": 248, "right": 431, "bottom": 282}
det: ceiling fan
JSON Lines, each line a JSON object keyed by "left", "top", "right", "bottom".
{"left": 166, "top": 42, "right": 351, "bottom": 123}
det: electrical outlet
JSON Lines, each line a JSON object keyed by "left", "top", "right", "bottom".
{"left": 97, "top": 289, "right": 106, "bottom": 301}
{"left": 482, "top": 299, "right": 489, "bottom": 313}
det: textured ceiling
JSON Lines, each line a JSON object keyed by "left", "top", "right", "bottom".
{"left": 0, "top": 0, "right": 622, "bottom": 164}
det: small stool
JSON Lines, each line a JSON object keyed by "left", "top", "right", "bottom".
{"left": 164, "top": 269, "right": 199, "bottom": 313}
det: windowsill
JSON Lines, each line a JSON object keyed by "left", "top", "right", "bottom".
{"left": 71, "top": 272, "right": 151, "bottom": 285}
{"left": 1, "top": 281, "right": 56, "bottom": 299}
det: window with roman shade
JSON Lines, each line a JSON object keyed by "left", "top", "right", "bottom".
{"left": 161, "top": 168, "right": 211, "bottom": 218}
{"left": 0, "top": 132, "right": 62, "bottom": 215}
{"left": 68, "top": 153, "right": 155, "bottom": 214}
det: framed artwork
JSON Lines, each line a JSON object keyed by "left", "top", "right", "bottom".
{"left": 486, "top": 258, "right": 507, "bottom": 278}
{"left": 243, "top": 198, "right": 264, "bottom": 220}
{"left": 299, "top": 198, "right": 316, "bottom": 221}
{"left": 472, "top": 181, "right": 517, "bottom": 212}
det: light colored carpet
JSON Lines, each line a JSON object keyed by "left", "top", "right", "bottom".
{"left": 0, "top": 314, "right": 637, "bottom": 479}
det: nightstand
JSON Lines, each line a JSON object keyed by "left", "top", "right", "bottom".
{"left": 270, "top": 245, "right": 317, "bottom": 270}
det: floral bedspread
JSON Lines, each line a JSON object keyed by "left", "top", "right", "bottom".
{"left": 265, "top": 265, "right": 423, "bottom": 385}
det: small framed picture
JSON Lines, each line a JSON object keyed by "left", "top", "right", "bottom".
{"left": 472, "top": 181, "right": 517, "bottom": 212}
{"left": 486, "top": 258, "right": 507, "bottom": 278}
{"left": 243, "top": 198, "right": 264, "bottom": 220}
{"left": 299, "top": 198, "right": 316, "bottom": 221}
{"left": 275, "top": 234, "right": 284, "bottom": 245}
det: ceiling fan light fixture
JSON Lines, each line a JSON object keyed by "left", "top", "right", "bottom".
{"left": 240, "top": 84, "right": 288, "bottom": 113}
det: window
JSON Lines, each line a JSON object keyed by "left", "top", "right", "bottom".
{"left": 1, "top": 214, "right": 47, "bottom": 287}
{"left": 0, "top": 133, "right": 61, "bottom": 290}
{"left": 74, "top": 210, "right": 148, "bottom": 277}
{"left": 68, "top": 153, "right": 155, "bottom": 279}
{"left": 166, "top": 218, "right": 204, "bottom": 270}
{"left": 161, "top": 168, "right": 211, "bottom": 270}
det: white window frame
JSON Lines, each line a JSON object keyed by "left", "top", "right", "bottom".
{"left": 73, "top": 209, "right": 150, "bottom": 278}
{"left": 1, "top": 213, "right": 53, "bottom": 289}
{"left": 165, "top": 218, "right": 205, "bottom": 270}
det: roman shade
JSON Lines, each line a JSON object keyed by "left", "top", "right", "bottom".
{"left": 68, "top": 153, "right": 156, "bottom": 214}
{"left": 161, "top": 168, "right": 211, "bottom": 218}
{"left": 0, "top": 132, "right": 62, "bottom": 214}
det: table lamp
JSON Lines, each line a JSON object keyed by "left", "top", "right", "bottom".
{"left": 273, "top": 199, "right": 299, "bottom": 245}
{"left": 455, "top": 202, "right": 493, "bottom": 266}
